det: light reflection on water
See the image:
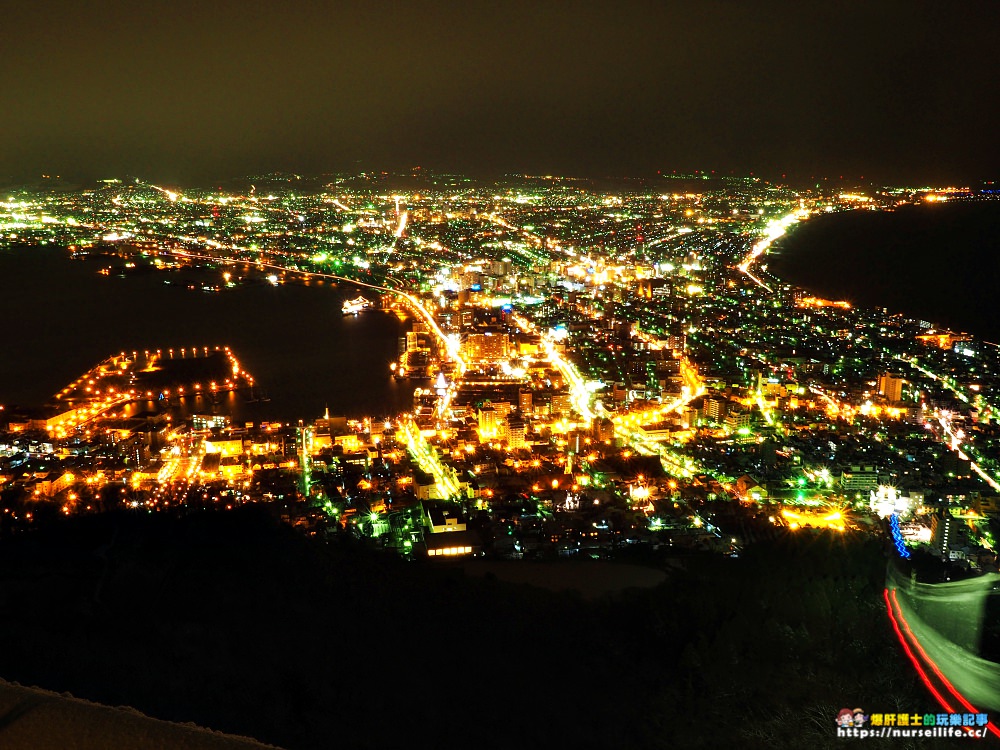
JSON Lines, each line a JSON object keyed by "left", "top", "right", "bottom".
{"left": 0, "top": 247, "right": 421, "bottom": 421}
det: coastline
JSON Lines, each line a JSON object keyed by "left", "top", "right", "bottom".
{"left": 768, "top": 200, "right": 1000, "bottom": 341}
{"left": 0, "top": 246, "right": 414, "bottom": 421}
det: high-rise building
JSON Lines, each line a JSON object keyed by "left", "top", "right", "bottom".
{"left": 724, "top": 409, "right": 750, "bottom": 432}
{"left": 703, "top": 396, "right": 728, "bottom": 423}
{"left": 502, "top": 417, "right": 526, "bottom": 449}
{"left": 878, "top": 373, "right": 904, "bottom": 403}
{"left": 492, "top": 401, "right": 512, "bottom": 420}
{"left": 682, "top": 406, "right": 700, "bottom": 429}
{"left": 550, "top": 393, "right": 572, "bottom": 416}
{"left": 462, "top": 332, "right": 510, "bottom": 361}
{"left": 477, "top": 406, "right": 498, "bottom": 437}
{"left": 593, "top": 417, "right": 615, "bottom": 443}
{"left": 840, "top": 465, "right": 880, "bottom": 492}
{"left": 930, "top": 511, "right": 953, "bottom": 560}
{"left": 518, "top": 388, "right": 533, "bottom": 413}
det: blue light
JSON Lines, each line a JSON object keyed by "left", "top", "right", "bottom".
{"left": 890, "top": 513, "right": 910, "bottom": 559}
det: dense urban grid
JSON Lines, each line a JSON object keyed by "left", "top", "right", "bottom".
{"left": 1, "top": 173, "right": 998, "bottom": 566}
{"left": 5, "top": 171, "right": 1000, "bottom": 744}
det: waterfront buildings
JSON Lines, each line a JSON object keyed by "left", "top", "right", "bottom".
{"left": 2, "top": 173, "right": 1000, "bottom": 567}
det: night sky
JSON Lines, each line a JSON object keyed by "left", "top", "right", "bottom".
{"left": 3, "top": 0, "right": 998, "bottom": 184}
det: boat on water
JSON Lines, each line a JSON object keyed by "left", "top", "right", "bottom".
{"left": 342, "top": 295, "right": 372, "bottom": 315}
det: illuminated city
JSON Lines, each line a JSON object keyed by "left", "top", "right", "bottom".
{"left": 3, "top": 0, "right": 1000, "bottom": 747}
{"left": 3, "top": 169, "right": 1000, "bottom": 745}
{"left": 2, "top": 174, "right": 998, "bottom": 550}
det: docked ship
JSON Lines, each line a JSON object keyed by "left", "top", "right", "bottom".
{"left": 342, "top": 295, "right": 372, "bottom": 315}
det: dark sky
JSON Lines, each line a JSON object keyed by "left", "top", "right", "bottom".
{"left": 3, "top": 0, "right": 998, "bottom": 184}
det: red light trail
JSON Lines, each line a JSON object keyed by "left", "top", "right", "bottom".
{"left": 884, "top": 587, "right": 1000, "bottom": 739}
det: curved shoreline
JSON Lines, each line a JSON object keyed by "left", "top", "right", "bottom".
{"left": 768, "top": 201, "right": 1000, "bottom": 340}
{"left": 0, "top": 247, "right": 415, "bottom": 420}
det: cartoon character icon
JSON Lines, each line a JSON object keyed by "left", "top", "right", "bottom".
{"left": 853, "top": 709, "right": 867, "bottom": 727}
{"left": 837, "top": 708, "right": 854, "bottom": 727}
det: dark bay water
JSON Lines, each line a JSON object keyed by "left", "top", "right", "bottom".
{"left": 0, "top": 247, "right": 416, "bottom": 421}
{"left": 770, "top": 200, "right": 1000, "bottom": 341}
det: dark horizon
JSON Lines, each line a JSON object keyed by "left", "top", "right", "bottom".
{"left": 3, "top": 169, "right": 995, "bottom": 195}
{"left": 3, "top": 0, "right": 998, "bottom": 187}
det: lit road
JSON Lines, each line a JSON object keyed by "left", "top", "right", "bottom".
{"left": 610, "top": 356, "right": 704, "bottom": 429}
{"left": 893, "top": 353, "right": 1000, "bottom": 489}
{"left": 47, "top": 393, "right": 132, "bottom": 437}
{"left": 511, "top": 312, "right": 712, "bottom": 480}
{"left": 541, "top": 334, "right": 598, "bottom": 422}
{"left": 736, "top": 211, "right": 804, "bottom": 291}
{"left": 898, "top": 354, "right": 973, "bottom": 407}
{"left": 510, "top": 313, "right": 599, "bottom": 423}
{"left": 149, "top": 453, "right": 201, "bottom": 507}
{"left": 157, "top": 453, "right": 200, "bottom": 485}
{"left": 608, "top": 356, "right": 709, "bottom": 480}
{"left": 936, "top": 411, "right": 1000, "bottom": 492}
{"left": 399, "top": 418, "right": 462, "bottom": 499}
{"left": 380, "top": 204, "right": 407, "bottom": 258}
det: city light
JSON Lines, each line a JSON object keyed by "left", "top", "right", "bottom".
{"left": 3, "top": 173, "right": 999, "bottom": 722}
